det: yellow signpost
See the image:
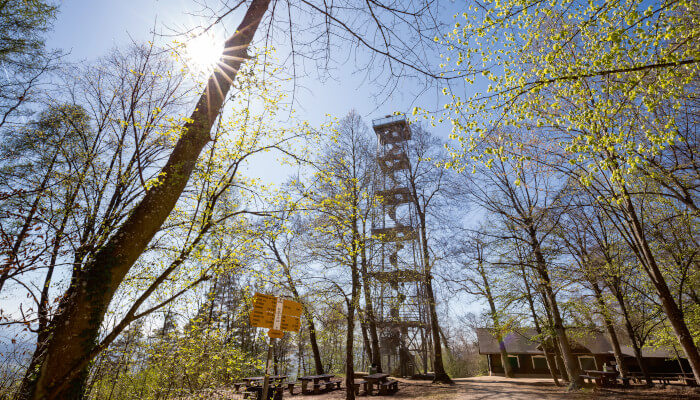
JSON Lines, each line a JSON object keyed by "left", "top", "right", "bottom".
{"left": 253, "top": 293, "right": 277, "bottom": 309}
{"left": 282, "top": 299, "right": 302, "bottom": 317}
{"left": 250, "top": 292, "right": 302, "bottom": 333}
{"left": 249, "top": 309, "right": 274, "bottom": 329}
{"left": 267, "top": 329, "right": 284, "bottom": 338}
{"left": 250, "top": 293, "right": 303, "bottom": 400}
{"left": 280, "top": 314, "right": 301, "bottom": 331}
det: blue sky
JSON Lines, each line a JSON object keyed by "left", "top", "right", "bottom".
{"left": 48, "top": 0, "right": 483, "bottom": 278}
{"left": 47, "top": 0, "right": 451, "bottom": 132}
{"left": 44, "top": 0, "right": 463, "bottom": 197}
{"left": 12, "top": 0, "right": 482, "bottom": 338}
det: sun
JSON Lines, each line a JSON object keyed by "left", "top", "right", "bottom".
{"left": 183, "top": 31, "right": 224, "bottom": 76}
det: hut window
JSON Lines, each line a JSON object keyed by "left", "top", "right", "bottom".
{"left": 508, "top": 355, "right": 520, "bottom": 369}
{"left": 578, "top": 356, "right": 597, "bottom": 371}
{"left": 532, "top": 355, "right": 548, "bottom": 370}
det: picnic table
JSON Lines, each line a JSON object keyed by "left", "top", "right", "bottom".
{"left": 679, "top": 373, "right": 697, "bottom": 386}
{"left": 364, "top": 373, "right": 398, "bottom": 395}
{"left": 243, "top": 375, "right": 288, "bottom": 386}
{"left": 244, "top": 385, "right": 285, "bottom": 400}
{"left": 583, "top": 370, "right": 618, "bottom": 387}
{"left": 240, "top": 376, "right": 288, "bottom": 400}
{"left": 648, "top": 373, "right": 696, "bottom": 385}
{"left": 298, "top": 374, "right": 339, "bottom": 394}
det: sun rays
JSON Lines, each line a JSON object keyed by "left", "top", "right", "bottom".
{"left": 183, "top": 31, "right": 224, "bottom": 77}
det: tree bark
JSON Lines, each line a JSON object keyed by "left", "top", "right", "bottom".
{"left": 529, "top": 229, "right": 582, "bottom": 389}
{"left": 416, "top": 209, "right": 451, "bottom": 384}
{"left": 609, "top": 282, "right": 653, "bottom": 386}
{"left": 590, "top": 281, "right": 629, "bottom": 378}
{"left": 538, "top": 285, "right": 568, "bottom": 383}
{"left": 345, "top": 296, "right": 357, "bottom": 400}
{"left": 344, "top": 216, "right": 361, "bottom": 400}
{"left": 306, "top": 315, "right": 325, "bottom": 375}
{"left": 358, "top": 308, "right": 373, "bottom": 369}
{"left": 298, "top": 331, "right": 305, "bottom": 376}
{"left": 519, "top": 263, "right": 560, "bottom": 386}
{"left": 495, "top": 332, "right": 513, "bottom": 378}
{"left": 479, "top": 262, "right": 513, "bottom": 378}
{"left": 551, "top": 337, "right": 568, "bottom": 383}
{"left": 15, "top": 2, "right": 271, "bottom": 398}
{"left": 360, "top": 235, "right": 382, "bottom": 372}
{"left": 619, "top": 193, "right": 700, "bottom": 382}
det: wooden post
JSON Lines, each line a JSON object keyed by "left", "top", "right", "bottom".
{"left": 262, "top": 338, "right": 275, "bottom": 400}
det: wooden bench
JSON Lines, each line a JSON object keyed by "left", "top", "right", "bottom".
{"left": 379, "top": 379, "right": 399, "bottom": 395}
{"left": 323, "top": 379, "right": 342, "bottom": 391}
{"left": 243, "top": 386, "right": 284, "bottom": 400}
{"left": 681, "top": 377, "right": 697, "bottom": 387}
{"left": 580, "top": 374, "right": 607, "bottom": 387}
{"left": 312, "top": 381, "right": 339, "bottom": 394}
{"left": 310, "top": 381, "right": 338, "bottom": 394}
{"left": 331, "top": 379, "right": 343, "bottom": 389}
{"left": 618, "top": 377, "right": 631, "bottom": 387}
{"left": 354, "top": 380, "right": 368, "bottom": 395}
{"left": 286, "top": 382, "right": 298, "bottom": 395}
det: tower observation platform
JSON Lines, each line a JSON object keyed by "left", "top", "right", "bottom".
{"left": 371, "top": 115, "right": 431, "bottom": 377}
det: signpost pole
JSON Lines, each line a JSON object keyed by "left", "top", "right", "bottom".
{"left": 263, "top": 297, "right": 284, "bottom": 400}
{"left": 262, "top": 337, "right": 274, "bottom": 400}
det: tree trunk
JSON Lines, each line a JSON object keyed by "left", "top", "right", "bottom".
{"left": 359, "top": 308, "right": 373, "bottom": 368}
{"left": 496, "top": 335, "right": 513, "bottom": 378}
{"left": 539, "top": 287, "right": 568, "bottom": 383}
{"left": 610, "top": 282, "right": 653, "bottom": 386}
{"left": 298, "top": 331, "right": 305, "bottom": 376}
{"left": 307, "top": 316, "right": 325, "bottom": 375}
{"left": 360, "top": 238, "right": 382, "bottom": 372}
{"left": 519, "top": 263, "right": 560, "bottom": 386}
{"left": 416, "top": 209, "right": 451, "bottom": 384}
{"left": 276, "top": 244, "right": 325, "bottom": 376}
{"left": 480, "top": 262, "right": 513, "bottom": 378}
{"left": 543, "top": 341, "right": 562, "bottom": 384}
{"left": 424, "top": 275, "right": 451, "bottom": 383}
{"left": 619, "top": 193, "right": 700, "bottom": 382}
{"left": 15, "top": 2, "right": 271, "bottom": 399}
{"left": 529, "top": 230, "right": 582, "bottom": 389}
{"left": 345, "top": 218, "right": 362, "bottom": 400}
{"left": 345, "top": 298, "right": 356, "bottom": 400}
{"left": 552, "top": 338, "right": 568, "bottom": 383}
{"left": 590, "top": 281, "right": 629, "bottom": 378}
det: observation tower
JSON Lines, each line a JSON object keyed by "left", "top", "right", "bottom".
{"left": 371, "top": 115, "right": 431, "bottom": 377}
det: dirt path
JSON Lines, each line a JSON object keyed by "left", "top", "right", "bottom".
{"left": 202, "top": 375, "right": 700, "bottom": 399}
{"left": 299, "top": 376, "right": 700, "bottom": 400}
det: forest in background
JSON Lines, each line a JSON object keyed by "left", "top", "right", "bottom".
{"left": 0, "top": 0, "right": 698, "bottom": 399}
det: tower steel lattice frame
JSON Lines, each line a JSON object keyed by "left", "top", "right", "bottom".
{"left": 370, "top": 115, "right": 431, "bottom": 377}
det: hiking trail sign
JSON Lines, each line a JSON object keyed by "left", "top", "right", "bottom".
{"left": 249, "top": 292, "right": 303, "bottom": 400}
{"left": 249, "top": 293, "right": 302, "bottom": 336}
